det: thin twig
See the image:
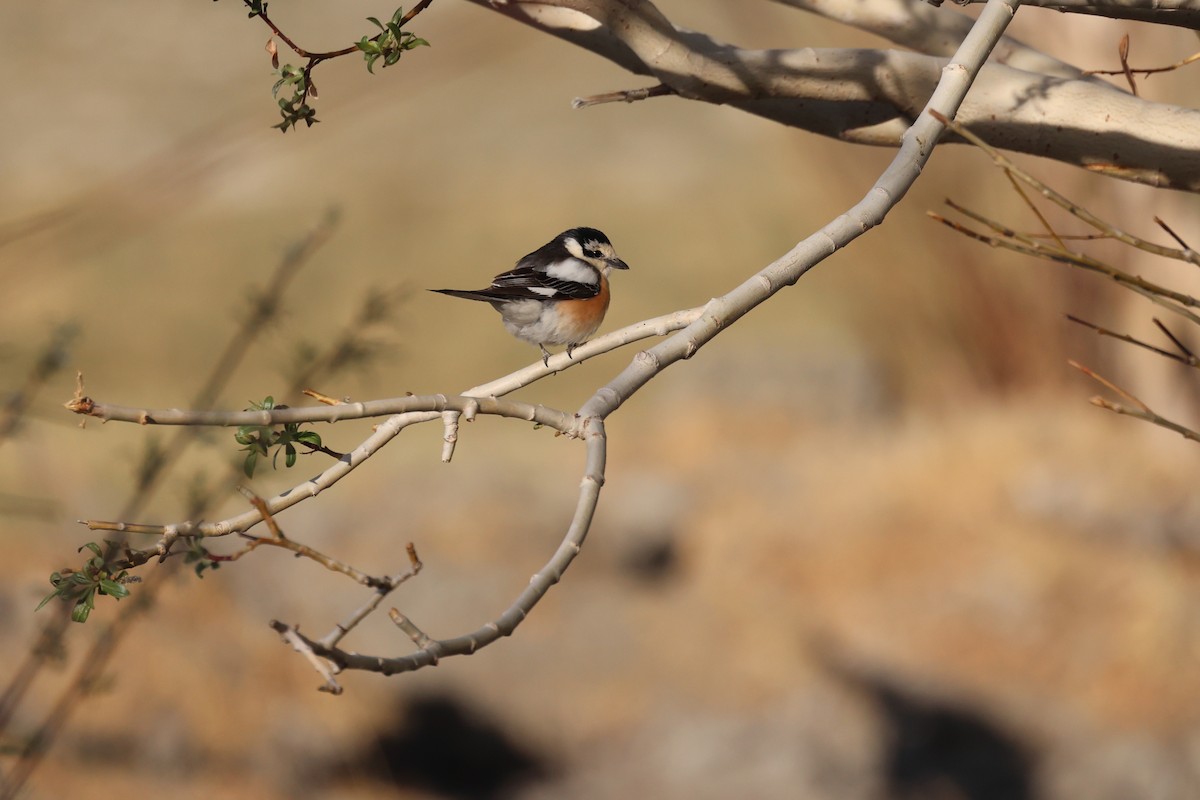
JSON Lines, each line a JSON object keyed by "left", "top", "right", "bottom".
{"left": 930, "top": 110, "right": 1200, "bottom": 268}
{"left": 319, "top": 543, "right": 423, "bottom": 650}
{"left": 1068, "top": 359, "right": 1151, "bottom": 412}
{"left": 1089, "top": 396, "right": 1200, "bottom": 444}
{"left": 1066, "top": 315, "right": 1199, "bottom": 367}
{"left": 67, "top": 389, "right": 573, "bottom": 433}
{"left": 1153, "top": 318, "right": 1197, "bottom": 361}
{"left": 1118, "top": 33, "right": 1137, "bottom": 95}
{"left": 254, "top": 0, "right": 435, "bottom": 60}
{"left": 1154, "top": 217, "right": 1199, "bottom": 266}
{"left": 250, "top": 0, "right": 436, "bottom": 113}
{"left": 207, "top": 489, "right": 392, "bottom": 588}
{"left": 572, "top": 83, "right": 673, "bottom": 108}
{"left": 1084, "top": 48, "right": 1200, "bottom": 78}
{"left": 1004, "top": 170, "right": 1067, "bottom": 251}
{"left": 927, "top": 209, "right": 1200, "bottom": 325}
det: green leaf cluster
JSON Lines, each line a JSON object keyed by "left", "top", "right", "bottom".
{"left": 272, "top": 64, "right": 318, "bottom": 132}
{"left": 357, "top": 7, "right": 430, "bottom": 73}
{"left": 38, "top": 542, "right": 133, "bottom": 623}
{"left": 235, "top": 396, "right": 324, "bottom": 478}
{"left": 183, "top": 538, "right": 220, "bottom": 578}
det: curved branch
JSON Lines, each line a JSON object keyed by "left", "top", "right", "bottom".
{"left": 467, "top": 0, "right": 1200, "bottom": 192}
{"left": 270, "top": 412, "right": 608, "bottom": 679}
{"left": 578, "top": 0, "right": 1023, "bottom": 419}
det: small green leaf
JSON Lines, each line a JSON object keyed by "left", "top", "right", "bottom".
{"left": 243, "top": 450, "right": 259, "bottom": 478}
{"left": 36, "top": 589, "right": 61, "bottom": 612}
{"left": 79, "top": 542, "right": 104, "bottom": 558}
{"left": 98, "top": 579, "right": 130, "bottom": 599}
{"left": 71, "top": 590, "right": 96, "bottom": 623}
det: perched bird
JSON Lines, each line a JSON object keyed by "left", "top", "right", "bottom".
{"left": 431, "top": 227, "right": 630, "bottom": 366}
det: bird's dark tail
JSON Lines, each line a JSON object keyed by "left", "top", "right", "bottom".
{"left": 429, "top": 288, "right": 498, "bottom": 302}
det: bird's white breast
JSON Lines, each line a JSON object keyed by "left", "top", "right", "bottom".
{"left": 544, "top": 258, "right": 598, "bottom": 285}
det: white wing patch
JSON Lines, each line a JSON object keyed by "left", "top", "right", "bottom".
{"left": 528, "top": 286, "right": 558, "bottom": 297}
{"left": 544, "top": 258, "right": 598, "bottom": 285}
{"left": 562, "top": 236, "right": 584, "bottom": 259}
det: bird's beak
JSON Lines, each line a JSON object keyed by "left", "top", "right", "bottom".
{"left": 607, "top": 257, "right": 630, "bottom": 271}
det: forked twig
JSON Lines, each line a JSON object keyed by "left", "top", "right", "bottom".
{"left": 930, "top": 110, "right": 1200, "bottom": 268}
{"left": 1066, "top": 315, "right": 1200, "bottom": 368}
{"left": 1071, "top": 357, "right": 1200, "bottom": 444}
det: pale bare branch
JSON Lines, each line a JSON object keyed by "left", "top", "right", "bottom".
{"left": 944, "top": 0, "right": 1200, "bottom": 30}
{"left": 576, "top": 0, "right": 1023, "bottom": 420}
{"left": 774, "top": 0, "right": 1083, "bottom": 77}
{"left": 467, "top": 0, "right": 1200, "bottom": 191}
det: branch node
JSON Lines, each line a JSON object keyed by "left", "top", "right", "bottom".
{"left": 270, "top": 620, "right": 343, "bottom": 694}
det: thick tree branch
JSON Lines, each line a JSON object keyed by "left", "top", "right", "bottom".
{"left": 578, "top": 0, "right": 1022, "bottom": 416}
{"left": 774, "top": 0, "right": 1083, "bottom": 78}
{"left": 466, "top": 0, "right": 1200, "bottom": 191}
{"left": 945, "top": 0, "right": 1200, "bottom": 30}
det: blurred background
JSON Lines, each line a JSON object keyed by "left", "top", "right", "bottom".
{"left": 3, "top": 1, "right": 1200, "bottom": 798}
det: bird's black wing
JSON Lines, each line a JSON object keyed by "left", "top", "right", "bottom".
{"left": 489, "top": 265, "right": 600, "bottom": 300}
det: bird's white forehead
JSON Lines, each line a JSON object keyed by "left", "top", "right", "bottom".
{"left": 564, "top": 235, "right": 613, "bottom": 259}
{"left": 545, "top": 258, "right": 598, "bottom": 284}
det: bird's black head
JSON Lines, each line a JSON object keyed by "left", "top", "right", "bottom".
{"left": 561, "top": 227, "right": 610, "bottom": 247}
{"left": 561, "top": 227, "right": 629, "bottom": 271}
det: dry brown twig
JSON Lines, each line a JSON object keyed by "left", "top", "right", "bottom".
{"left": 1067, "top": 315, "right": 1200, "bottom": 369}
{"left": 1070, "top": 360, "right": 1200, "bottom": 443}
{"left": 929, "top": 112, "right": 1200, "bottom": 445}
{"left": 1082, "top": 32, "right": 1200, "bottom": 96}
